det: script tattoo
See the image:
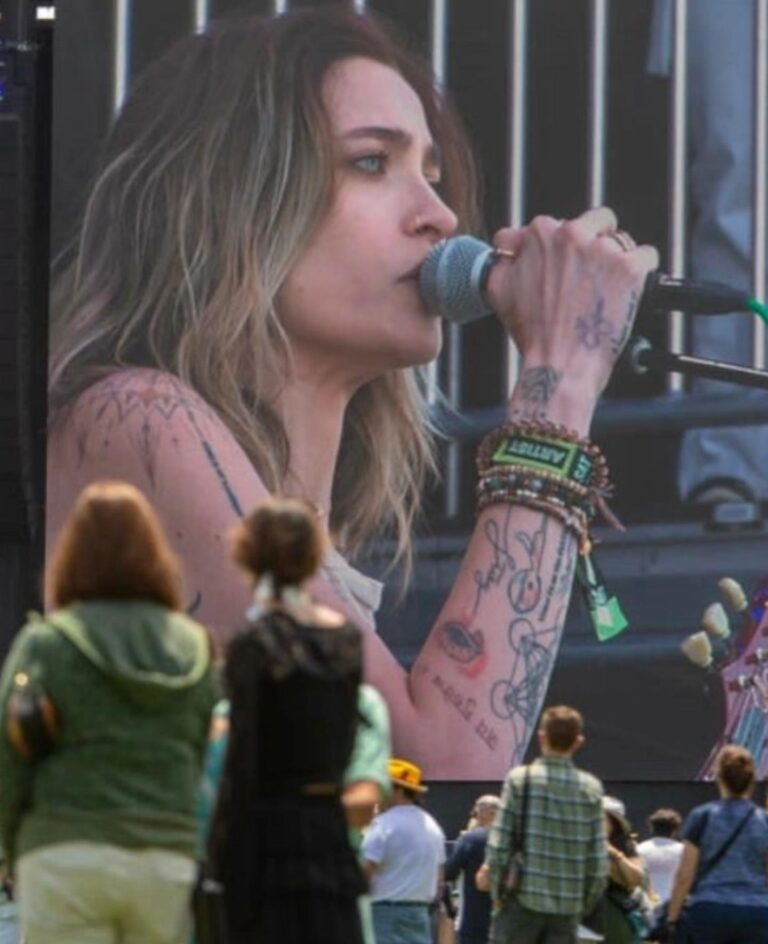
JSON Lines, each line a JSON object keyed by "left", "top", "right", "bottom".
{"left": 539, "top": 528, "right": 575, "bottom": 622}
{"left": 74, "top": 372, "right": 245, "bottom": 517}
{"left": 431, "top": 672, "right": 500, "bottom": 751}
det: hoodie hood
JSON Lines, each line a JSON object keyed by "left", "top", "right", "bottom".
{"left": 44, "top": 601, "right": 212, "bottom": 709}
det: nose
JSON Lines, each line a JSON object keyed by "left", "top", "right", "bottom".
{"left": 405, "top": 182, "right": 459, "bottom": 242}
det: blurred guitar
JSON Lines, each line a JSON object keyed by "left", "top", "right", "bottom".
{"left": 681, "top": 575, "right": 768, "bottom": 777}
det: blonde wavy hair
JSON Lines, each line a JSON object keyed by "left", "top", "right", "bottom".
{"left": 49, "top": 9, "right": 479, "bottom": 568}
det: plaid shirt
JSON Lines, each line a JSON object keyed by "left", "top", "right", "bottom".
{"left": 485, "top": 755, "right": 606, "bottom": 916}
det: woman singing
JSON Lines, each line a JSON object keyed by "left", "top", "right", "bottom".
{"left": 47, "top": 8, "right": 657, "bottom": 779}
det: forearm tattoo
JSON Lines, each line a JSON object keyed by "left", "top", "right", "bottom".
{"left": 437, "top": 510, "right": 577, "bottom": 761}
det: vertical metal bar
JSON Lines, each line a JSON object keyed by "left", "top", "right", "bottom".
{"left": 425, "top": 0, "right": 463, "bottom": 517}
{"left": 506, "top": 0, "right": 529, "bottom": 396}
{"left": 353, "top": 0, "right": 367, "bottom": 11}
{"left": 426, "top": 0, "right": 447, "bottom": 406}
{"left": 112, "top": 0, "right": 131, "bottom": 115}
{"left": 752, "top": 0, "right": 768, "bottom": 369}
{"left": 587, "top": 0, "right": 608, "bottom": 208}
{"left": 667, "top": 0, "right": 688, "bottom": 392}
{"left": 194, "top": 0, "right": 210, "bottom": 34}
{"left": 273, "top": 0, "right": 288, "bottom": 14}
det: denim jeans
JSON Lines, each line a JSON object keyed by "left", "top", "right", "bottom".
{"left": 0, "top": 902, "right": 19, "bottom": 944}
{"left": 371, "top": 902, "right": 432, "bottom": 944}
{"left": 683, "top": 901, "right": 768, "bottom": 944}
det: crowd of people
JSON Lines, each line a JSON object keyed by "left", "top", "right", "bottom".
{"left": 0, "top": 2, "right": 764, "bottom": 943}
{"left": 1, "top": 506, "right": 767, "bottom": 944}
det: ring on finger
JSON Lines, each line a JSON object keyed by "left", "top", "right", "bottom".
{"left": 602, "top": 229, "right": 636, "bottom": 253}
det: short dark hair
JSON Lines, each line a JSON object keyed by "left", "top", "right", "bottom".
{"left": 539, "top": 705, "right": 584, "bottom": 751}
{"left": 716, "top": 745, "right": 756, "bottom": 796}
{"left": 648, "top": 808, "right": 682, "bottom": 838}
{"left": 232, "top": 498, "right": 325, "bottom": 589}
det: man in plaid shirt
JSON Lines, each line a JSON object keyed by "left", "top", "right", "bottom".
{"left": 477, "top": 705, "right": 606, "bottom": 944}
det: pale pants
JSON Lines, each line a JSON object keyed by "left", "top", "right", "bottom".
{"left": 17, "top": 842, "right": 196, "bottom": 944}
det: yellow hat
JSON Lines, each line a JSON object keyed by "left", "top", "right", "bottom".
{"left": 388, "top": 757, "right": 428, "bottom": 793}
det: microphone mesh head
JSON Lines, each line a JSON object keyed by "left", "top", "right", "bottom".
{"left": 419, "top": 236, "right": 494, "bottom": 324}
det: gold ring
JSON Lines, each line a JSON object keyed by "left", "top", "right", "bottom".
{"left": 603, "top": 229, "right": 636, "bottom": 253}
{"left": 491, "top": 247, "right": 518, "bottom": 262}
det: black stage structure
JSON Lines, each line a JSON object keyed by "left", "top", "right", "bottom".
{"left": 9, "top": 0, "right": 768, "bottom": 833}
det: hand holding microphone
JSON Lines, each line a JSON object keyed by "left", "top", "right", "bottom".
{"left": 420, "top": 208, "right": 659, "bottom": 427}
{"left": 420, "top": 211, "right": 768, "bottom": 399}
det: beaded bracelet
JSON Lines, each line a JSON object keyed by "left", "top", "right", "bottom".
{"left": 476, "top": 487, "right": 592, "bottom": 550}
{"left": 477, "top": 465, "right": 596, "bottom": 507}
{"left": 476, "top": 420, "right": 610, "bottom": 495}
{"left": 476, "top": 474, "right": 596, "bottom": 530}
{"left": 475, "top": 421, "right": 628, "bottom": 642}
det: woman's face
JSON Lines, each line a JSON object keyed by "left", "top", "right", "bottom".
{"left": 278, "top": 57, "right": 459, "bottom": 387}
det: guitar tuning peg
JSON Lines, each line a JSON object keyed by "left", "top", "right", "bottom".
{"left": 719, "top": 577, "right": 748, "bottom": 613}
{"left": 681, "top": 631, "right": 713, "bottom": 669}
{"left": 701, "top": 602, "right": 731, "bottom": 639}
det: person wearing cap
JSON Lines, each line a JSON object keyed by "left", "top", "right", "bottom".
{"left": 361, "top": 758, "right": 446, "bottom": 944}
{"left": 444, "top": 795, "right": 501, "bottom": 944}
{"left": 478, "top": 705, "right": 606, "bottom": 944}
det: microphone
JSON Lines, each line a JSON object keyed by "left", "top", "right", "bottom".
{"left": 419, "top": 235, "right": 750, "bottom": 325}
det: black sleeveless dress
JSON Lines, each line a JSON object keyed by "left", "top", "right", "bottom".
{"left": 209, "top": 611, "right": 366, "bottom": 944}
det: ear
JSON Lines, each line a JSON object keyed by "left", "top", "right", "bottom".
{"left": 573, "top": 734, "right": 585, "bottom": 752}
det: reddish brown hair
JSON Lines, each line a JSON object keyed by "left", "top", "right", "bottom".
{"left": 232, "top": 498, "right": 325, "bottom": 589}
{"left": 540, "top": 705, "right": 584, "bottom": 752}
{"left": 47, "top": 481, "right": 183, "bottom": 610}
{"left": 716, "top": 745, "right": 756, "bottom": 796}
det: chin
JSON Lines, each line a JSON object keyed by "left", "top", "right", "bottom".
{"left": 385, "top": 313, "right": 443, "bottom": 368}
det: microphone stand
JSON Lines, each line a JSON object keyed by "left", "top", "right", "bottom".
{"left": 625, "top": 337, "right": 768, "bottom": 391}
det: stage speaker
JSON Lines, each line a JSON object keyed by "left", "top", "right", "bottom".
{"left": 0, "top": 1, "right": 51, "bottom": 549}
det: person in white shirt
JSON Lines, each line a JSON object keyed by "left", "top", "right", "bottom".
{"left": 636, "top": 808, "right": 683, "bottom": 902}
{"left": 362, "top": 758, "right": 446, "bottom": 944}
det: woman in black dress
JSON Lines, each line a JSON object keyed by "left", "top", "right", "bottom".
{"left": 209, "top": 498, "right": 366, "bottom": 943}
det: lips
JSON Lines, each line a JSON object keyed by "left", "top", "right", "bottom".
{"left": 398, "top": 260, "right": 426, "bottom": 283}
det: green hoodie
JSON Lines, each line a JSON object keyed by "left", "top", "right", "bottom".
{"left": 0, "top": 601, "right": 218, "bottom": 869}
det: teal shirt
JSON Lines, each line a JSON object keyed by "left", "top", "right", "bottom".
{"left": 197, "top": 684, "right": 392, "bottom": 848}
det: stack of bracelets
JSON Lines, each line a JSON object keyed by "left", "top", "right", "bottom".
{"left": 476, "top": 420, "right": 612, "bottom": 551}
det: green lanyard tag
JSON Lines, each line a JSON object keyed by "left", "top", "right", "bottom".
{"left": 575, "top": 549, "right": 628, "bottom": 641}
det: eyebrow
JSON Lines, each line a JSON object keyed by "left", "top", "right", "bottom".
{"left": 339, "top": 125, "right": 442, "bottom": 171}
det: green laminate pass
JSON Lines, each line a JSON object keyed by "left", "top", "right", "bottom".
{"left": 492, "top": 435, "right": 594, "bottom": 484}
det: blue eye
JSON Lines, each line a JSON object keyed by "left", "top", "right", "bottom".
{"left": 354, "top": 153, "right": 388, "bottom": 175}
